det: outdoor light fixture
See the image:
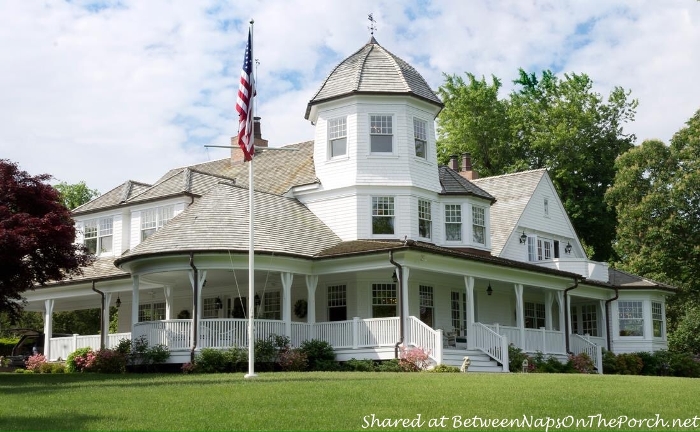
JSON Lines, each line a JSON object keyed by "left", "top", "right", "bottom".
{"left": 392, "top": 270, "right": 398, "bottom": 283}
{"left": 254, "top": 294, "right": 261, "bottom": 307}
{"left": 215, "top": 296, "right": 223, "bottom": 310}
{"left": 565, "top": 242, "right": 572, "bottom": 254}
{"left": 115, "top": 294, "right": 121, "bottom": 308}
{"left": 519, "top": 231, "right": 527, "bottom": 244}
{"left": 486, "top": 283, "right": 493, "bottom": 296}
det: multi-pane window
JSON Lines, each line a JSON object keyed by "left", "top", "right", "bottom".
{"left": 571, "top": 306, "right": 579, "bottom": 334}
{"left": 328, "top": 285, "right": 347, "bottom": 322}
{"left": 138, "top": 302, "right": 166, "bottom": 322}
{"left": 445, "top": 204, "right": 462, "bottom": 241}
{"left": 451, "top": 291, "right": 461, "bottom": 331}
{"left": 83, "top": 217, "right": 113, "bottom": 255}
{"left": 618, "top": 301, "right": 643, "bottom": 336}
{"left": 527, "top": 236, "right": 554, "bottom": 261}
{"left": 372, "top": 197, "right": 394, "bottom": 235}
{"left": 524, "top": 302, "right": 545, "bottom": 329}
{"left": 413, "top": 118, "right": 427, "bottom": 159}
{"left": 328, "top": 117, "right": 347, "bottom": 158}
{"left": 141, "top": 205, "right": 174, "bottom": 241}
{"left": 262, "top": 292, "right": 281, "bottom": 320}
{"left": 472, "top": 206, "right": 485, "bottom": 244}
{"left": 581, "top": 304, "right": 598, "bottom": 336}
{"left": 418, "top": 199, "right": 431, "bottom": 239}
{"left": 202, "top": 297, "right": 219, "bottom": 319}
{"left": 370, "top": 115, "right": 393, "bottom": 153}
{"left": 372, "top": 283, "right": 397, "bottom": 318}
{"left": 652, "top": 302, "right": 664, "bottom": 337}
{"left": 419, "top": 285, "right": 433, "bottom": 327}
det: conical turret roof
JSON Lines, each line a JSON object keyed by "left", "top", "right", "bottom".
{"left": 305, "top": 37, "right": 443, "bottom": 119}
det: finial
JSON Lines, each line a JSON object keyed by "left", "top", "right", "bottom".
{"left": 368, "top": 13, "right": 377, "bottom": 36}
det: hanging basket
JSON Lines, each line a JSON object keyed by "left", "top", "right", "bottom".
{"left": 294, "top": 299, "right": 308, "bottom": 319}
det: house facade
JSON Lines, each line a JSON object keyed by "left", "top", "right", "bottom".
{"left": 21, "top": 37, "right": 674, "bottom": 373}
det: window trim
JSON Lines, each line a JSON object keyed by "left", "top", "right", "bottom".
{"left": 444, "top": 204, "right": 462, "bottom": 242}
{"left": 328, "top": 116, "right": 348, "bottom": 159}
{"left": 419, "top": 285, "right": 434, "bottom": 327}
{"left": 652, "top": 301, "right": 664, "bottom": 338}
{"left": 418, "top": 199, "right": 432, "bottom": 240}
{"left": 413, "top": 118, "right": 427, "bottom": 159}
{"left": 618, "top": 300, "right": 644, "bottom": 337}
{"left": 472, "top": 205, "right": 486, "bottom": 245}
{"left": 369, "top": 114, "right": 394, "bottom": 154}
{"left": 372, "top": 283, "right": 397, "bottom": 318}
{"left": 371, "top": 196, "right": 395, "bottom": 236}
{"left": 141, "top": 205, "right": 174, "bottom": 241}
{"left": 327, "top": 284, "right": 347, "bottom": 322}
{"left": 82, "top": 216, "right": 114, "bottom": 255}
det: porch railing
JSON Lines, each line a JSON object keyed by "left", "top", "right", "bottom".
{"left": 570, "top": 334, "right": 603, "bottom": 374}
{"left": 471, "top": 322, "right": 509, "bottom": 372}
{"left": 47, "top": 332, "right": 131, "bottom": 361}
{"left": 407, "top": 316, "right": 442, "bottom": 364}
{"left": 485, "top": 324, "right": 565, "bottom": 354}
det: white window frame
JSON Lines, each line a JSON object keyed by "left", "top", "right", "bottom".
{"left": 141, "top": 205, "right": 174, "bottom": 241}
{"left": 262, "top": 291, "right": 281, "bottom": 320}
{"left": 202, "top": 297, "right": 220, "bottom": 319}
{"left": 83, "top": 216, "right": 113, "bottom": 255}
{"left": 444, "top": 204, "right": 462, "bottom": 242}
{"left": 369, "top": 114, "right": 393, "bottom": 154}
{"left": 372, "top": 196, "right": 395, "bottom": 235}
{"left": 472, "top": 206, "right": 486, "bottom": 245}
{"left": 618, "top": 301, "right": 644, "bottom": 337}
{"left": 652, "top": 301, "right": 664, "bottom": 338}
{"left": 413, "top": 118, "right": 427, "bottom": 159}
{"left": 451, "top": 291, "right": 461, "bottom": 331}
{"left": 418, "top": 199, "right": 432, "bottom": 240}
{"left": 527, "top": 235, "right": 554, "bottom": 262}
{"left": 328, "top": 285, "right": 347, "bottom": 322}
{"left": 372, "top": 283, "right": 397, "bottom": 318}
{"left": 581, "top": 304, "right": 598, "bottom": 337}
{"left": 138, "top": 302, "right": 166, "bottom": 322}
{"left": 328, "top": 116, "right": 347, "bottom": 159}
{"left": 419, "top": 285, "right": 434, "bottom": 327}
{"left": 524, "top": 302, "right": 545, "bottom": 329}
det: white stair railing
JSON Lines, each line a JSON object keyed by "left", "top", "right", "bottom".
{"left": 472, "top": 322, "right": 509, "bottom": 372}
{"left": 570, "top": 334, "right": 603, "bottom": 374}
{"left": 407, "top": 316, "right": 442, "bottom": 364}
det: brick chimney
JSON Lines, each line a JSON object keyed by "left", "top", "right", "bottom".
{"left": 449, "top": 154, "right": 459, "bottom": 171}
{"left": 459, "top": 152, "right": 479, "bottom": 180}
{"left": 231, "top": 117, "right": 268, "bottom": 164}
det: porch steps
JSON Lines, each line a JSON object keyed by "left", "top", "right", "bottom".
{"left": 441, "top": 349, "right": 505, "bottom": 373}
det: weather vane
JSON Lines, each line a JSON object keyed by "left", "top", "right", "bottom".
{"left": 368, "top": 13, "right": 377, "bottom": 36}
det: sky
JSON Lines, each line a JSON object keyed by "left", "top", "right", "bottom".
{"left": 1, "top": 0, "right": 699, "bottom": 193}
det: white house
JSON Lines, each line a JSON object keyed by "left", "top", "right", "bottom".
{"left": 21, "top": 36, "right": 674, "bottom": 373}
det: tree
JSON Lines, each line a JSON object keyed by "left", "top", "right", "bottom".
{"left": 437, "top": 69, "right": 638, "bottom": 261}
{"left": 54, "top": 181, "right": 100, "bottom": 210}
{"left": 0, "top": 160, "right": 93, "bottom": 322}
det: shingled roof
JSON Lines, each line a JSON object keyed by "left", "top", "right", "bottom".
{"left": 116, "top": 182, "right": 342, "bottom": 264}
{"left": 471, "top": 169, "right": 547, "bottom": 256}
{"left": 608, "top": 268, "right": 676, "bottom": 291}
{"left": 438, "top": 166, "right": 495, "bottom": 201}
{"left": 40, "top": 257, "right": 129, "bottom": 287}
{"left": 73, "top": 180, "right": 151, "bottom": 215}
{"left": 305, "top": 37, "right": 443, "bottom": 119}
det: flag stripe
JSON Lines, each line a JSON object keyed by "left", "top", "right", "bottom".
{"left": 236, "top": 29, "right": 255, "bottom": 161}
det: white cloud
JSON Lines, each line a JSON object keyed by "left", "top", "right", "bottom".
{"left": 1, "top": 0, "right": 698, "bottom": 192}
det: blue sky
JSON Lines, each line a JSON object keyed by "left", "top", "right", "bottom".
{"left": 1, "top": 0, "right": 699, "bottom": 192}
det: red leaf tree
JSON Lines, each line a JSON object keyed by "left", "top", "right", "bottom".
{"left": 0, "top": 160, "right": 94, "bottom": 322}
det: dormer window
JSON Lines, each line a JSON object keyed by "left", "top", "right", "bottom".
{"left": 83, "top": 217, "right": 113, "bottom": 255}
{"left": 328, "top": 117, "right": 347, "bottom": 158}
{"left": 413, "top": 118, "right": 427, "bottom": 159}
{"left": 527, "top": 235, "right": 554, "bottom": 261}
{"left": 370, "top": 115, "right": 393, "bottom": 153}
{"left": 141, "top": 205, "right": 174, "bottom": 241}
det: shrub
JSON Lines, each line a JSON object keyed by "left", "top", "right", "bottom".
{"left": 39, "top": 362, "right": 54, "bottom": 374}
{"left": 0, "top": 337, "right": 19, "bottom": 356}
{"left": 128, "top": 336, "right": 170, "bottom": 369}
{"left": 278, "top": 348, "right": 308, "bottom": 372}
{"left": 92, "top": 349, "right": 127, "bottom": 373}
{"left": 299, "top": 339, "right": 336, "bottom": 371}
{"left": 254, "top": 337, "right": 280, "bottom": 366}
{"left": 666, "top": 351, "right": 700, "bottom": 378}
{"left": 398, "top": 346, "right": 431, "bottom": 372}
{"left": 195, "top": 348, "right": 228, "bottom": 373}
{"left": 224, "top": 347, "right": 247, "bottom": 372}
{"left": 508, "top": 345, "right": 533, "bottom": 373}
{"left": 569, "top": 352, "right": 595, "bottom": 374}
{"left": 343, "top": 358, "right": 376, "bottom": 372}
{"left": 51, "top": 363, "right": 66, "bottom": 374}
{"left": 615, "top": 353, "right": 644, "bottom": 375}
{"left": 25, "top": 354, "right": 47, "bottom": 373}
{"left": 66, "top": 348, "right": 96, "bottom": 373}
{"left": 602, "top": 349, "right": 618, "bottom": 374}
{"left": 431, "top": 364, "right": 460, "bottom": 373}
{"left": 115, "top": 338, "right": 132, "bottom": 355}
{"left": 181, "top": 362, "right": 196, "bottom": 374}
{"left": 375, "top": 359, "right": 402, "bottom": 372}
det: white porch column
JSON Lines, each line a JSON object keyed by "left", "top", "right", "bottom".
{"left": 464, "top": 276, "right": 475, "bottom": 349}
{"left": 103, "top": 293, "right": 112, "bottom": 337}
{"left": 281, "top": 272, "right": 293, "bottom": 339}
{"left": 188, "top": 270, "right": 207, "bottom": 321}
{"left": 545, "top": 291, "right": 554, "bottom": 331}
{"left": 514, "top": 284, "right": 524, "bottom": 348}
{"left": 164, "top": 286, "right": 173, "bottom": 320}
{"left": 401, "top": 266, "right": 410, "bottom": 344}
{"left": 131, "top": 275, "right": 140, "bottom": 329}
{"left": 566, "top": 292, "right": 573, "bottom": 337}
{"left": 43, "top": 299, "right": 54, "bottom": 361}
{"left": 556, "top": 291, "right": 565, "bottom": 333}
{"left": 306, "top": 275, "right": 318, "bottom": 341}
{"left": 599, "top": 300, "right": 607, "bottom": 346}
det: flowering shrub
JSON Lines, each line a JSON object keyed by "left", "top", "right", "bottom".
{"left": 66, "top": 348, "right": 95, "bottom": 373}
{"left": 25, "top": 354, "right": 47, "bottom": 373}
{"left": 398, "top": 346, "right": 431, "bottom": 372}
{"left": 569, "top": 352, "right": 595, "bottom": 374}
{"left": 278, "top": 348, "right": 308, "bottom": 372}
{"left": 92, "top": 348, "right": 127, "bottom": 373}
{"left": 181, "top": 362, "right": 196, "bottom": 374}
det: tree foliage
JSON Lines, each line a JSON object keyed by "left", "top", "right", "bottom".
{"left": 54, "top": 181, "right": 100, "bottom": 210}
{"left": 0, "top": 160, "right": 93, "bottom": 322}
{"left": 437, "top": 69, "right": 638, "bottom": 261}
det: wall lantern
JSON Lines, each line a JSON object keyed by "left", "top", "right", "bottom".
{"left": 115, "top": 294, "right": 121, "bottom": 309}
{"left": 565, "top": 242, "right": 572, "bottom": 254}
{"left": 486, "top": 283, "right": 493, "bottom": 296}
{"left": 392, "top": 270, "right": 398, "bottom": 284}
{"left": 215, "top": 297, "right": 223, "bottom": 310}
{"left": 254, "top": 294, "right": 261, "bottom": 307}
{"left": 519, "top": 231, "right": 527, "bottom": 244}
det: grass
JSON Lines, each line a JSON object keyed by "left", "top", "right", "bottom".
{"left": 0, "top": 372, "right": 698, "bottom": 431}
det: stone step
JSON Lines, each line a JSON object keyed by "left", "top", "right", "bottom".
{"left": 440, "top": 349, "right": 505, "bottom": 373}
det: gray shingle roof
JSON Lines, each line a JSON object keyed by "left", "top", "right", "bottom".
{"left": 608, "top": 268, "right": 676, "bottom": 291}
{"left": 116, "top": 182, "right": 342, "bottom": 264}
{"left": 305, "top": 37, "right": 443, "bottom": 119}
{"left": 73, "top": 180, "right": 151, "bottom": 215}
{"left": 40, "top": 257, "right": 129, "bottom": 287}
{"left": 471, "top": 169, "right": 547, "bottom": 256}
{"left": 438, "top": 166, "right": 495, "bottom": 201}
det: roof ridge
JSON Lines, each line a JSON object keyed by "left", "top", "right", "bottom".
{"left": 356, "top": 44, "right": 374, "bottom": 91}
{"left": 376, "top": 44, "right": 410, "bottom": 93}
{"left": 126, "top": 168, "right": 185, "bottom": 202}
{"left": 472, "top": 168, "right": 547, "bottom": 182}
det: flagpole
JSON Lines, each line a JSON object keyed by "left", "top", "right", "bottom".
{"left": 244, "top": 18, "right": 257, "bottom": 380}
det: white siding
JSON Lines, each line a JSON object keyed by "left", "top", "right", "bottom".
{"left": 303, "top": 194, "right": 358, "bottom": 242}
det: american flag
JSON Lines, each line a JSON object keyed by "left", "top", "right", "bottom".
{"left": 236, "top": 28, "right": 255, "bottom": 161}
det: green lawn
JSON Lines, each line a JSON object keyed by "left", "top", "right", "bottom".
{"left": 0, "top": 372, "right": 698, "bottom": 431}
